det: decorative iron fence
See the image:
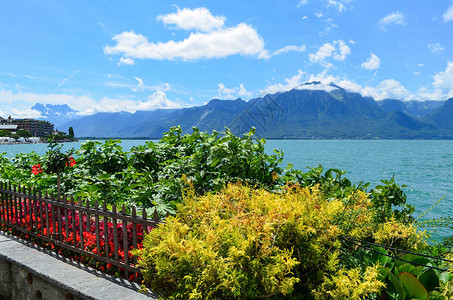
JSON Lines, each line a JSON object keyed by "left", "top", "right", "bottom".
{"left": 0, "top": 181, "right": 159, "bottom": 279}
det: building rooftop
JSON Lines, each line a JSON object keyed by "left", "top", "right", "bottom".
{"left": 0, "top": 125, "right": 18, "bottom": 130}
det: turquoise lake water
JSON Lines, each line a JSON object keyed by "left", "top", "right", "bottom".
{"left": 1, "top": 139, "right": 452, "bottom": 240}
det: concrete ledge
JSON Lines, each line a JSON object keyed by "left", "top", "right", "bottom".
{"left": 0, "top": 232, "right": 158, "bottom": 300}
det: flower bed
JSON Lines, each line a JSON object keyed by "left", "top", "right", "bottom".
{"left": 0, "top": 196, "right": 148, "bottom": 281}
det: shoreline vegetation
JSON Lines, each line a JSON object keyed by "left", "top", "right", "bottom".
{"left": 1, "top": 126, "right": 453, "bottom": 299}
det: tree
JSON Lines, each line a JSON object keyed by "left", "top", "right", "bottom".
{"left": 68, "top": 127, "right": 74, "bottom": 137}
{"left": 0, "top": 129, "right": 12, "bottom": 137}
{"left": 16, "top": 129, "right": 32, "bottom": 138}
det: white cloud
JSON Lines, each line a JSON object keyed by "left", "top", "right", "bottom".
{"left": 259, "top": 70, "right": 415, "bottom": 101}
{"left": 104, "top": 23, "right": 268, "bottom": 61}
{"left": 432, "top": 61, "right": 453, "bottom": 98}
{"left": 308, "top": 40, "right": 351, "bottom": 68}
{"left": 296, "top": 82, "right": 339, "bottom": 92}
{"left": 327, "top": 0, "right": 346, "bottom": 13}
{"left": 217, "top": 83, "right": 236, "bottom": 98}
{"left": 118, "top": 57, "right": 135, "bottom": 65}
{"left": 54, "top": 70, "right": 80, "bottom": 91}
{"left": 217, "top": 83, "right": 252, "bottom": 99}
{"left": 261, "top": 64, "right": 453, "bottom": 101}
{"left": 238, "top": 84, "right": 252, "bottom": 97}
{"left": 332, "top": 40, "right": 350, "bottom": 61}
{"left": 107, "top": 78, "right": 170, "bottom": 93}
{"left": 416, "top": 86, "right": 444, "bottom": 100}
{"left": 443, "top": 5, "right": 453, "bottom": 22}
{"left": 428, "top": 43, "right": 444, "bottom": 55}
{"left": 260, "top": 70, "right": 306, "bottom": 95}
{"left": 378, "top": 11, "right": 406, "bottom": 30}
{"left": 315, "top": 12, "right": 324, "bottom": 18}
{"left": 157, "top": 7, "right": 225, "bottom": 32}
{"left": 137, "top": 91, "right": 182, "bottom": 110}
{"left": 0, "top": 88, "right": 182, "bottom": 117}
{"left": 306, "top": 70, "right": 363, "bottom": 93}
{"left": 361, "top": 53, "right": 381, "bottom": 70}
{"left": 132, "top": 77, "right": 145, "bottom": 92}
{"left": 80, "top": 92, "right": 181, "bottom": 114}
{"left": 297, "top": 0, "right": 308, "bottom": 7}
{"left": 414, "top": 62, "right": 453, "bottom": 100}
{"left": 323, "top": 18, "right": 339, "bottom": 35}
{"left": 309, "top": 43, "right": 335, "bottom": 63}
{"left": 272, "top": 45, "right": 306, "bottom": 56}
{"left": 10, "top": 108, "right": 42, "bottom": 119}
{"left": 361, "top": 79, "right": 412, "bottom": 100}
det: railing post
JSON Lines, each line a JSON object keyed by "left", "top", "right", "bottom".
{"left": 44, "top": 191, "right": 50, "bottom": 238}
{"left": 71, "top": 196, "right": 77, "bottom": 246}
{"left": 57, "top": 192, "right": 63, "bottom": 243}
{"left": 132, "top": 206, "right": 138, "bottom": 266}
{"left": 38, "top": 191, "right": 44, "bottom": 236}
{"left": 112, "top": 204, "right": 119, "bottom": 261}
{"left": 122, "top": 205, "right": 129, "bottom": 279}
{"left": 94, "top": 200, "right": 101, "bottom": 256}
{"left": 103, "top": 201, "right": 109, "bottom": 259}
{"left": 63, "top": 195, "right": 69, "bottom": 243}
{"left": 78, "top": 197, "right": 84, "bottom": 250}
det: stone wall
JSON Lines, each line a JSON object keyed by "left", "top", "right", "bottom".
{"left": 0, "top": 258, "right": 83, "bottom": 300}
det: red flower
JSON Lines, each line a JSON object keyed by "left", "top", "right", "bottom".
{"left": 31, "top": 164, "right": 43, "bottom": 175}
{"left": 66, "top": 157, "right": 76, "bottom": 167}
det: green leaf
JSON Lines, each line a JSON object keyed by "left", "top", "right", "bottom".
{"left": 398, "top": 272, "right": 429, "bottom": 300}
{"left": 400, "top": 254, "right": 432, "bottom": 267}
{"left": 388, "top": 271, "right": 406, "bottom": 300}
{"left": 398, "top": 263, "right": 415, "bottom": 275}
{"left": 418, "top": 269, "right": 439, "bottom": 292}
{"left": 439, "top": 271, "right": 453, "bottom": 284}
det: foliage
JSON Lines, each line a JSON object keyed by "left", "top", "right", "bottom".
{"left": 312, "top": 266, "right": 384, "bottom": 300}
{"left": 16, "top": 129, "right": 32, "bottom": 138}
{"left": 134, "top": 183, "right": 425, "bottom": 300}
{"left": 0, "top": 129, "right": 12, "bottom": 137}
{"left": 0, "top": 127, "right": 286, "bottom": 216}
{"left": 370, "top": 177, "right": 415, "bottom": 224}
{"left": 44, "top": 139, "right": 75, "bottom": 174}
{"left": 68, "top": 126, "right": 75, "bottom": 137}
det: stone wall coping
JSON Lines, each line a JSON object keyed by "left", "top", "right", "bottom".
{"left": 0, "top": 232, "right": 157, "bottom": 300}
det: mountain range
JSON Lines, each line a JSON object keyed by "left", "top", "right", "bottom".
{"left": 32, "top": 103, "right": 79, "bottom": 129}
{"left": 35, "top": 82, "right": 453, "bottom": 139}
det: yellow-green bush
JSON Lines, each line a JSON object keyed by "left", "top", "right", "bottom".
{"left": 134, "top": 183, "right": 424, "bottom": 299}
{"left": 312, "top": 266, "right": 384, "bottom": 300}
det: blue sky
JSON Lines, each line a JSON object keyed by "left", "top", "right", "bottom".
{"left": 1, "top": 0, "right": 453, "bottom": 118}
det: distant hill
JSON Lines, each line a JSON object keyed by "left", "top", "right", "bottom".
{"left": 61, "top": 109, "right": 178, "bottom": 138}
{"left": 32, "top": 103, "right": 79, "bottom": 129}
{"left": 423, "top": 98, "right": 453, "bottom": 138}
{"left": 55, "top": 82, "right": 452, "bottom": 139}
{"left": 228, "top": 83, "right": 442, "bottom": 139}
{"left": 377, "top": 99, "right": 443, "bottom": 119}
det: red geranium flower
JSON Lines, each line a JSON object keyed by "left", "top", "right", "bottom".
{"left": 31, "top": 164, "right": 43, "bottom": 175}
{"left": 66, "top": 157, "right": 76, "bottom": 167}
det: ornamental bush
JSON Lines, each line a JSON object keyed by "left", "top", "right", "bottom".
{"left": 135, "top": 183, "right": 423, "bottom": 299}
